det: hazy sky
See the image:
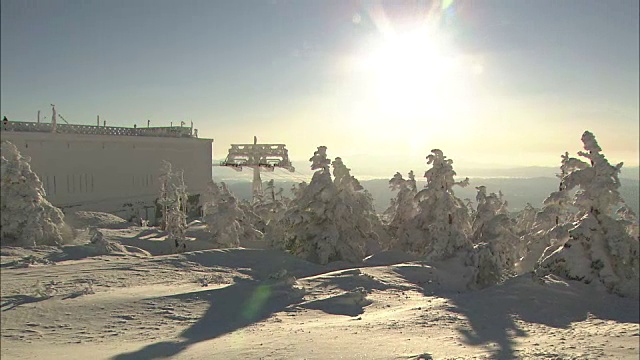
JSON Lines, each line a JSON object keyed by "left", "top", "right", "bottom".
{"left": 1, "top": 0, "right": 638, "bottom": 178}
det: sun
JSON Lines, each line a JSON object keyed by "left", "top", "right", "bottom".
{"left": 354, "top": 27, "right": 474, "bottom": 124}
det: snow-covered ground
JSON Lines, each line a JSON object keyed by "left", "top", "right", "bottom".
{"left": 2, "top": 224, "right": 638, "bottom": 360}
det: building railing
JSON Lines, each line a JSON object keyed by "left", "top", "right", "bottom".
{"left": 1, "top": 121, "right": 196, "bottom": 138}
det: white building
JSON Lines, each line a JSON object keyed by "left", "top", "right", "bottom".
{"left": 1, "top": 120, "right": 212, "bottom": 223}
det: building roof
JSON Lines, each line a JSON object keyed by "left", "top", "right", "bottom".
{"left": 1, "top": 121, "right": 198, "bottom": 138}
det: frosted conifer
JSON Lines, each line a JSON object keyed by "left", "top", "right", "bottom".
{"left": 158, "top": 161, "right": 188, "bottom": 253}
{"left": 267, "top": 147, "right": 379, "bottom": 264}
{"left": 397, "top": 149, "right": 472, "bottom": 260}
{"left": 536, "top": 131, "right": 639, "bottom": 298}
{"left": 1, "top": 141, "right": 67, "bottom": 247}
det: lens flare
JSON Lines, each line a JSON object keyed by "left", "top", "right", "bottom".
{"left": 241, "top": 284, "right": 272, "bottom": 321}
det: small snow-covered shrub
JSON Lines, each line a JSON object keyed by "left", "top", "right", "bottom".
{"left": 89, "top": 228, "right": 128, "bottom": 254}
{"left": 33, "top": 280, "right": 58, "bottom": 299}
{"left": 69, "top": 280, "right": 95, "bottom": 297}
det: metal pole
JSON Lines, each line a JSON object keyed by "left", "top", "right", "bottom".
{"left": 51, "top": 105, "right": 57, "bottom": 132}
{"left": 252, "top": 166, "right": 262, "bottom": 203}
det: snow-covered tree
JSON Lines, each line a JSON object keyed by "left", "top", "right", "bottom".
{"left": 397, "top": 149, "right": 472, "bottom": 260}
{"left": 616, "top": 205, "right": 639, "bottom": 238}
{"left": 202, "top": 181, "right": 262, "bottom": 248}
{"left": 514, "top": 203, "right": 537, "bottom": 236}
{"left": 237, "top": 199, "right": 267, "bottom": 236}
{"left": 535, "top": 131, "right": 639, "bottom": 298}
{"left": 471, "top": 186, "right": 509, "bottom": 243}
{"left": 267, "top": 147, "right": 380, "bottom": 264}
{"left": 332, "top": 157, "right": 386, "bottom": 255}
{"left": 1, "top": 141, "right": 68, "bottom": 247}
{"left": 464, "top": 198, "right": 476, "bottom": 219}
{"left": 517, "top": 153, "right": 575, "bottom": 272}
{"left": 291, "top": 181, "right": 307, "bottom": 199}
{"left": 201, "top": 180, "right": 221, "bottom": 218}
{"left": 384, "top": 171, "right": 418, "bottom": 240}
{"left": 469, "top": 214, "right": 521, "bottom": 287}
{"left": 466, "top": 184, "right": 522, "bottom": 287}
{"left": 158, "top": 161, "right": 188, "bottom": 253}
{"left": 253, "top": 179, "right": 288, "bottom": 227}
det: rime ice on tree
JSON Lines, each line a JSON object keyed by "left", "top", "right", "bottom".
{"left": 267, "top": 146, "right": 379, "bottom": 264}
{"left": 397, "top": 149, "right": 472, "bottom": 260}
{"left": 384, "top": 171, "right": 418, "bottom": 242}
{"left": 471, "top": 186, "right": 510, "bottom": 243}
{"left": 158, "top": 161, "right": 189, "bottom": 253}
{"left": 202, "top": 181, "right": 262, "bottom": 248}
{"left": 1, "top": 141, "right": 67, "bottom": 247}
{"left": 518, "top": 157, "right": 574, "bottom": 273}
{"left": 514, "top": 203, "right": 537, "bottom": 237}
{"left": 535, "top": 131, "right": 639, "bottom": 298}
{"left": 468, "top": 185, "right": 522, "bottom": 287}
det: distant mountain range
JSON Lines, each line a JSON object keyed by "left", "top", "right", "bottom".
{"left": 214, "top": 161, "right": 639, "bottom": 181}
{"left": 213, "top": 173, "right": 639, "bottom": 216}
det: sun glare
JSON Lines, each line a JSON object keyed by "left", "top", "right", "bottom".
{"left": 353, "top": 27, "right": 477, "bottom": 130}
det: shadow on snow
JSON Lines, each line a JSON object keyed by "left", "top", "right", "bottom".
{"left": 393, "top": 264, "right": 639, "bottom": 360}
{"left": 111, "top": 277, "right": 304, "bottom": 360}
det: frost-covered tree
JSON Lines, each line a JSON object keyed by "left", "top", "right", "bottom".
{"left": 202, "top": 181, "right": 262, "bottom": 248}
{"left": 466, "top": 185, "right": 522, "bottom": 287}
{"left": 332, "top": 157, "right": 387, "bottom": 255}
{"left": 1, "top": 141, "right": 68, "bottom": 247}
{"left": 384, "top": 171, "right": 418, "bottom": 240}
{"left": 267, "top": 147, "right": 379, "bottom": 264}
{"left": 237, "top": 199, "right": 267, "bottom": 236}
{"left": 158, "top": 161, "right": 188, "bottom": 253}
{"left": 464, "top": 198, "right": 476, "bottom": 219}
{"left": 397, "top": 149, "right": 472, "bottom": 260}
{"left": 291, "top": 181, "right": 307, "bottom": 199}
{"left": 469, "top": 214, "right": 521, "bottom": 287}
{"left": 471, "top": 186, "right": 509, "bottom": 243}
{"left": 515, "top": 203, "right": 537, "bottom": 237}
{"left": 253, "top": 179, "right": 287, "bottom": 228}
{"left": 517, "top": 153, "right": 575, "bottom": 272}
{"left": 201, "top": 180, "right": 222, "bottom": 218}
{"left": 535, "top": 131, "right": 639, "bottom": 298}
{"left": 616, "top": 205, "right": 639, "bottom": 238}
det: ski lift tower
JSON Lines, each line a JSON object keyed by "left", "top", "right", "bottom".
{"left": 220, "top": 136, "right": 295, "bottom": 202}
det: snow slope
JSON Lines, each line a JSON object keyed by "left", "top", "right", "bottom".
{"left": 1, "top": 226, "right": 638, "bottom": 360}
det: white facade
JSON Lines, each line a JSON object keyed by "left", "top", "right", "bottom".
{"left": 2, "top": 126, "right": 212, "bottom": 222}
